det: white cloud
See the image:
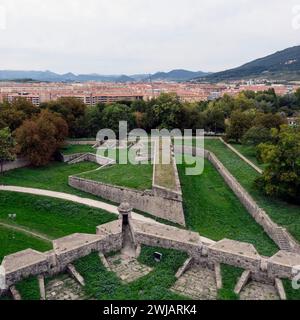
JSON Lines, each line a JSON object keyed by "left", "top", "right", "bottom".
{"left": 0, "top": 0, "right": 299, "bottom": 74}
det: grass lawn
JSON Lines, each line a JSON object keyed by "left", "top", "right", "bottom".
{"left": 218, "top": 264, "right": 243, "bottom": 300}
{"left": 178, "top": 159, "right": 278, "bottom": 257}
{"left": 0, "top": 191, "right": 116, "bottom": 240}
{"left": 0, "top": 161, "right": 100, "bottom": 195}
{"left": 154, "top": 140, "right": 176, "bottom": 190}
{"left": 154, "top": 163, "right": 176, "bottom": 190}
{"left": 60, "top": 144, "right": 97, "bottom": 155}
{"left": 79, "top": 163, "right": 153, "bottom": 191}
{"left": 74, "top": 246, "right": 188, "bottom": 300}
{"left": 283, "top": 279, "right": 300, "bottom": 300}
{"left": 229, "top": 143, "right": 265, "bottom": 169}
{"left": 0, "top": 225, "right": 51, "bottom": 263}
{"left": 16, "top": 277, "right": 40, "bottom": 300}
{"left": 204, "top": 139, "right": 300, "bottom": 244}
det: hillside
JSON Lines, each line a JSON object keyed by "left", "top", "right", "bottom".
{"left": 0, "top": 69, "right": 210, "bottom": 83}
{"left": 150, "top": 69, "right": 210, "bottom": 81}
{"left": 196, "top": 45, "right": 300, "bottom": 82}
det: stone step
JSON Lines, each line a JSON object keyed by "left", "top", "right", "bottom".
{"left": 275, "top": 278, "right": 287, "bottom": 300}
{"left": 38, "top": 275, "right": 46, "bottom": 300}
{"left": 10, "top": 286, "right": 21, "bottom": 300}
{"left": 67, "top": 264, "right": 85, "bottom": 287}
{"left": 234, "top": 270, "right": 251, "bottom": 295}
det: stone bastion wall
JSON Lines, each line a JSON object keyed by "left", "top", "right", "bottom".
{"left": 1, "top": 216, "right": 300, "bottom": 295}
{"left": 69, "top": 176, "right": 185, "bottom": 226}
{"left": 1, "top": 157, "right": 30, "bottom": 173}
{"left": 173, "top": 145, "right": 300, "bottom": 254}
{"left": 67, "top": 145, "right": 185, "bottom": 226}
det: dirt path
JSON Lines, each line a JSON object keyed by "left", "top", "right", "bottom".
{"left": 0, "top": 221, "right": 52, "bottom": 242}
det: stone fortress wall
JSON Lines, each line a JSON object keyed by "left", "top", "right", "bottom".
{"left": 1, "top": 205, "right": 300, "bottom": 298}
{"left": 69, "top": 176, "right": 185, "bottom": 226}
{"left": 174, "top": 144, "right": 300, "bottom": 254}
{"left": 68, "top": 140, "right": 186, "bottom": 226}
{"left": 1, "top": 158, "right": 30, "bottom": 173}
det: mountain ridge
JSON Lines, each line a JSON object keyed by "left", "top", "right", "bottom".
{"left": 0, "top": 69, "right": 209, "bottom": 83}
{"left": 195, "top": 45, "right": 300, "bottom": 82}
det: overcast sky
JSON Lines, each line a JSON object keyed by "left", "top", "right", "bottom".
{"left": 0, "top": 0, "right": 299, "bottom": 74}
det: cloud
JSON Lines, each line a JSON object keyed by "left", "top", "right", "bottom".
{"left": 0, "top": 0, "right": 299, "bottom": 74}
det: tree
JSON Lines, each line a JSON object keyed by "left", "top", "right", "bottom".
{"left": 0, "top": 98, "right": 39, "bottom": 131}
{"left": 0, "top": 128, "right": 16, "bottom": 173}
{"left": 15, "top": 110, "right": 68, "bottom": 166}
{"left": 242, "top": 126, "right": 272, "bottom": 146}
{"left": 144, "top": 93, "right": 184, "bottom": 130}
{"left": 254, "top": 112, "right": 286, "bottom": 130}
{"left": 225, "top": 110, "right": 254, "bottom": 142}
{"left": 204, "top": 105, "right": 225, "bottom": 133}
{"left": 256, "top": 125, "right": 300, "bottom": 204}
{"left": 101, "top": 103, "right": 135, "bottom": 136}
{"left": 41, "top": 97, "right": 86, "bottom": 137}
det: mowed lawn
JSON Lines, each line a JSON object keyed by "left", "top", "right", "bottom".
{"left": 0, "top": 192, "right": 116, "bottom": 240}
{"left": 0, "top": 161, "right": 100, "bottom": 195}
{"left": 178, "top": 159, "right": 278, "bottom": 256}
{"left": 203, "top": 139, "right": 300, "bottom": 243}
{"left": 0, "top": 225, "right": 51, "bottom": 263}
{"left": 79, "top": 163, "right": 153, "bottom": 191}
{"left": 229, "top": 143, "right": 265, "bottom": 169}
{"left": 60, "top": 144, "right": 97, "bottom": 155}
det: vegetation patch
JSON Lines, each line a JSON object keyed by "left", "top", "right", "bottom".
{"left": 0, "top": 225, "right": 51, "bottom": 263}
{"left": 16, "top": 276, "right": 40, "bottom": 300}
{"left": 178, "top": 158, "right": 278, "bottom": 256}
{"left": 229, "top": 143, "right": 265, "bottom": 169}
{"left": 0, "top": 161, "right": 99, "bottom": 195}
{"left": 217, "top": 264, "right": 243, "bottom": 300}
{"left": 60, "top": 144, "right": 97, "bottom": 155}
{"left": 204, "top": 139, "right": 300, "bottom": 243}
{"left": 0, "top": 191, "right": 116, "bottom": 240}
{"left": 79, "top": 163, "right": 153, "bottom": 191}
{"left": 283, "top": 279, "right": 300, "bottom": 300}
{"left": 74, "top": 246, "right": 189, "bottom": 300}
{"left": 154, "top": 140, "right": 176, "bottom": 190}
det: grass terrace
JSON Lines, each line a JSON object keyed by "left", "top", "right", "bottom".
{"left": 229, "top": 143, "right": 266, "bottom": 169}
{"left": 0, "top": 161, "right": 100, "bottom": 196}
{"left": 60, "top": 144, "right": 97, "bottom": 155}
{"left": 0, "top": 225, "right": 51, "bottom": 263}
{"left": 79, "top": 163, "right": 153, "bottom": 191}
{"left": 178, "top": 158, "right": 278, "bottom": 257}
{"left": 0, "top": 192, "right": 116, "bottom": 241}
{"left": 153, "top": 139, "right": 177, "bottom": 190}
{"left": 203, "top": 139, "right": 300, "bottom": 243}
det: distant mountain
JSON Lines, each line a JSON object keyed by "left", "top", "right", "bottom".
{"left": 0, "top": 70, "right": 136, "bottom": 83}
{"left": 150, "top": 69, "right": 211, "bottom": 82}
{"left": 0, "top": 69, "right": 211, "bottom": 83}
{"left": 196, "top": 45, "right": 300, "bottom": 82}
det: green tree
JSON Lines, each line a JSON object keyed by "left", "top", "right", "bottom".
{"left": 41, "top": 97, "right": 86, "bottom": 137}
{"left": 0, "top": 128, "right": 16, "bottom": 173}
{"left": 101, "top": 103, "right": 135, "bottom": 136}
{"left": 256, "top": 125, "right": 300, "bottom": 204}
{"left": 225, "top": 110, "right": 254, "bottom": 142}
{"left": 0, "top": 98, "right": 39, "bottom": 131}
{"left": 254, "top": 112, "right": 286, "bottom": 130}
{"left": 15, "top": 110, "right": 68, "bottom": 166}
{"left": 144, "top": 93, "right": 184, "bottom": 130}
{"left": 242, "top": 126, "right": 272, "bottom": 146}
